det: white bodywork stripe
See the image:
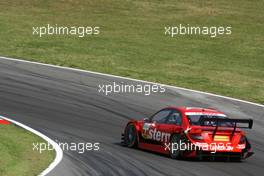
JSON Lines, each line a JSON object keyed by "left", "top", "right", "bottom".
{"left": 185, "top": 112, "right": 227, "bottom": 117}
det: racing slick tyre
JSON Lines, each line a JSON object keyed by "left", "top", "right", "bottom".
{"left": 124, "top": 123, "right": 138, "bottom": 148}
{"left": 169, "top": 134, "right": 182, "bottom": 159}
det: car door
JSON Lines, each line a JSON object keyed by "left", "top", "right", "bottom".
{"left": 140, "top": 109, "right": 172, "bottom": 144}
{"left": 156, "top": 109, "right": 183, "bottom": 145}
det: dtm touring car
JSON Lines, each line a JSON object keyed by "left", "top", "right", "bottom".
{"left": 122, "top": 107, "right": 254, "bottom": 161}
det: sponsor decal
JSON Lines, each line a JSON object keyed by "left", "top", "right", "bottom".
{"left": 142, "top": 123, "right": 171, "bottom": 143}
{"left": 236, "top": 144, "right": 246, "bottom": 149}
{"left": 214, "top": 135, "right": 229, "bottom": 142}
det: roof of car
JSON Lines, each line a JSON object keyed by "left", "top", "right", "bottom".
{"left": 166, "top": 106, "right": 225, "bottom": 114}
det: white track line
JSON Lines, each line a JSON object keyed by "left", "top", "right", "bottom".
{"left": 0, "top": 115, "right": 63, "bottom": 176}
{"left": 0, "top": 56, "right": 263, "bottom": 108}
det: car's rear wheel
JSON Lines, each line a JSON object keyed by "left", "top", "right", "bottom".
{"left": 124, "top": 123, "right": 138, "bottom": 148}
{"left": 170, "top": 134, "right": 182, "bottom": 159}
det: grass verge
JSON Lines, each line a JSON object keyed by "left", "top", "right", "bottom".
{"left": 0, "top": 124, "right": 55, "bottom": 176}
{"left": 0, "top": 0, "right": 263, "bottom": 104}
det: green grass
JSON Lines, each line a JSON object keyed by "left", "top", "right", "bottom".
{"left": 0, "top": 124, "right": 55, "bottom": 176}
{"left": 0, "top": 0, "right": 263, "bottom": 104}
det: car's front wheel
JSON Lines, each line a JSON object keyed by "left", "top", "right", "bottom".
{"left": 124, "top": 123, "right": 138, "bottom": 148}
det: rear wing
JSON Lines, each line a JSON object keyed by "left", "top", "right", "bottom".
{"left": 199, "top": 118, "right": 253, "bottom": 138}
{"left": 199, "top": 118, "right": 253, "bottom": 129}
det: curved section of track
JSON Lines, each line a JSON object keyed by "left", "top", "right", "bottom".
{"left": 0, "top": 58, "right": 263, "bottom": 176}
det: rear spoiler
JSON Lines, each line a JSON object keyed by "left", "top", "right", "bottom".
{"left": 199, "top": 118, "right": 253, "bottom": 138}
{"left": 200, "top": 118, "right": 253, "bottom": 129}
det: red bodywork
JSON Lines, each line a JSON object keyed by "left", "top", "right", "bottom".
{"left": 122, "top": 107, "right": 253, "bottom": 160}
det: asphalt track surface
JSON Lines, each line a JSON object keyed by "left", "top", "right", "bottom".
{"left": 0, "top": 58, "right": 263, "bottom": 176}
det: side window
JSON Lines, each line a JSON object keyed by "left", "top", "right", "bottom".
{"left": 151, "top": 109, "right": 171, "bottom": 124}
{"left": 167, "top": 110, "right": 182, "bottom": 125}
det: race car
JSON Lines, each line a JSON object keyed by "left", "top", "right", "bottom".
{"left": 122, "top": 107, "right": 254, "bottom": 161}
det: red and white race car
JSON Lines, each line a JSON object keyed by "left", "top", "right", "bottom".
{"left": 122, "top": 107, "right": 253, "bottom": 161}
